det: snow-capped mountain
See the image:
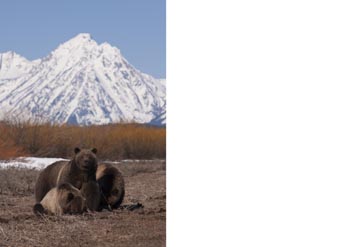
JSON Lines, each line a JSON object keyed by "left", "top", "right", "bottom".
{"left": 0, "top": 33, "right": 166, "bottom": 126}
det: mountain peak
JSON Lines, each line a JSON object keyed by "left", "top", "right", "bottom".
{"left": 1, "top": 51, "right": 14, "bottom": 56}
{"left": 1, "top": 51, "right": 24, "bottom": 59}
{"left": 0, "top": 51, "right": 34, "bottom": 80}
{"left": 72, "top": 33, "right": 92, "bottom": 41}
{"left": 57, "top": 33, "right": 97, "bottom": 51}
{"left": 51, "top": 33, "right": 99, "bottom": 60}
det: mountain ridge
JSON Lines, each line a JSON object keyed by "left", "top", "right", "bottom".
{"left": 0, "top": 33, "right": 166, "bottom": 126}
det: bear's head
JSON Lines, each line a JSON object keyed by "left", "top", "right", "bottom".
{"left": 73, "top": 147, "right": 98, "bottom": 173}
{"left": 58, "top": 183, "right": 87, "bottom": 214}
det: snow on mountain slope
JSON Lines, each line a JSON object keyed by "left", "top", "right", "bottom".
{"left": 0, "top": 33, "right": 166, "bottom": 125}
{"left": 149, "top": 110, "right": 166, "bottom": 126}
{"left": 0, "top": 51, "right": 39, "bottom": 80}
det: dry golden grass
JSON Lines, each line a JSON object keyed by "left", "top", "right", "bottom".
{"left": 0, "top": 167, "right": 38, "bottom": 195}
{"left": 0, "top": 120, "right": 165, "bottom": 160}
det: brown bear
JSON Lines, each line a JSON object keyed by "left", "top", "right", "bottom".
{"left": 80, "top": 180, "right": 101, "bottom": 211}
{"left": 33, "top": 183, "right": 87, "bottom": 215}
{"left": 34, "top": 147, "right": 99, "bottom": 211}
{"left": 96, "top": 163, "right": 125, "bottom": 210}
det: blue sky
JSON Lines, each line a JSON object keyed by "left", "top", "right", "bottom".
{"left": 0, "top": 0, "right": 165, "bottom": 78}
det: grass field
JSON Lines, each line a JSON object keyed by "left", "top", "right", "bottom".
{"left": 0, "top": 160, "right": 166, "bottom": 247}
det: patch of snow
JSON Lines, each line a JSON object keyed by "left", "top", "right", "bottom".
{"left": 0, "top": 157, "right": 164, "bottom": 169}
{"left": 120, "top": 159, "right": 165, "bottom": 163}
{"left": 0, "top": 157, "right": 67, "bottom": 170}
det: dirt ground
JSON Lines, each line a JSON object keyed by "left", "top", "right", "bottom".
{"left": 0, "top": 160, "right": 166, "bottom": 247}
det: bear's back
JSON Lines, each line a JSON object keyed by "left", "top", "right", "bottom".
{"left": 34, "top": 160, "right": 68, "bottom": 202}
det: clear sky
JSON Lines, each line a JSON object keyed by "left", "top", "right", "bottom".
{"left": 0, "top": 0, "right": 165, "bottom": 78}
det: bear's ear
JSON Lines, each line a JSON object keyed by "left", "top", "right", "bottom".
{"left": 74, "top": 147, "right": 81, "bottom": 154}
{"left": 91, "top": 148, "right": 97, "bottom": 154}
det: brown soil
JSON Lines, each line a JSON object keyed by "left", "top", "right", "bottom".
{"left": 0, "top": 160, "right": 166, "bottom": 247}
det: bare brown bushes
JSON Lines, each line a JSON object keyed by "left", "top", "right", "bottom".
{"left": 0, "top": 120, "right": 165, "bottom": 160}
{"left": 0, "top": 121, "right": 27, "bottom": 159}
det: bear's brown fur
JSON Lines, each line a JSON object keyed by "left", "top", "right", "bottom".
{"left": 34, "top": 147, "right": 98, "bottom": 203}
{"left": 33, "top": 183, "right": 87, "bottom": 215}
{"left": 96, "top": 163, "right": 125, "bottom": 210}
{"left": 80, "top": 180, "right": 100, "bottom": 211}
